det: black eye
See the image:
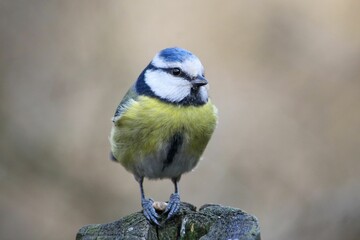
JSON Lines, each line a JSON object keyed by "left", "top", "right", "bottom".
{"left": 171, "top": 68, "right": 182, "bottom": 76}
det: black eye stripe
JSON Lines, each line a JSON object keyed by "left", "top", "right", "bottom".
{"left": 160, "top": 67, "right": 194, "bottom": 81}
{"left": 147, "top": 64, "right": 196, "bottom": 81}
{"left": 171, "top": 68, "right": 181, "bottom": 76}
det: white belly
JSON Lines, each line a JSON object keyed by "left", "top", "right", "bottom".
{"left": 132, "top": 141, "right": 200, "bottom": 180}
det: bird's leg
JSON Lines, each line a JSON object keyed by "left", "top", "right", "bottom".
{"left": 165, "top": 177, "right": 181, "bottom": 220}
{"left": 139, "top": 177, "right": 160, "bottom": 225}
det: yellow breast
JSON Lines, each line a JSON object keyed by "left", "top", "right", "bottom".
{"left": 110, "top": 96, "right": 217, "bottom": 172}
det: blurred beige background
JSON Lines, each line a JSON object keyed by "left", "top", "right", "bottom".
{"left": 1, "top": 0, "right": 360, "bottom": 239}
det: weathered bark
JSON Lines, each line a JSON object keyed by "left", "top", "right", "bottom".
{"left": 76, "top": 202, "right": 260, "bottom": 240}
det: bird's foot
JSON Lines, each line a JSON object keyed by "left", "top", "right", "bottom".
{"left": 141, "top": 198, "right": 160, "bottom": 225}
{"left": 165, "top": 193, "right": 180, "bottom": 220}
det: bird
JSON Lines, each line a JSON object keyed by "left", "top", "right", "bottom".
{"left": 109, "top": 47, "right": 218, "bottom": 225}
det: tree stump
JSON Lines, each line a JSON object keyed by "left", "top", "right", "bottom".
{"left": 76, "top": 202, "right": 261, "bottom": 240}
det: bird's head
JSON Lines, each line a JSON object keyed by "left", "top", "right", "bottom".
{"left": 136, "top": 47, "right": 208, "bottom": 106}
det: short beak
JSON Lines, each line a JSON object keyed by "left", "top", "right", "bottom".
{"left": 191, "top": 75, "right": 208, "bottom": 87}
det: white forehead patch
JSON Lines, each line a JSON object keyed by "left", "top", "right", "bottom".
{"left": 144, "top": 69, "right": 192, "bottom": 102}
{"left": 152, "top": 54, "right": 204, "bottom": 78}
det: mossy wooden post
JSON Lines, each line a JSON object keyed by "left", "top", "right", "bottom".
{"left": 76, "top": 202, "right": 261, "bottom": 240}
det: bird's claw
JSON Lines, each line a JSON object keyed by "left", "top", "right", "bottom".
{"left": 141, "top": 198, "right": 160, "bottom": 225}
{"left": 165, "top": 193, "right": 180, "bottom": 220}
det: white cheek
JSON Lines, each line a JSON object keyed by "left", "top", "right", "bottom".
{"left": 144, "top": 70, "right": 191, "bottom": 102}
{"left": 199, "top": 86, "right": 208, "bottom": 102}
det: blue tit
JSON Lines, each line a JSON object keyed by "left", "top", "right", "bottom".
{"left": 109, "top": 47, "right": 217, "bottom": 225}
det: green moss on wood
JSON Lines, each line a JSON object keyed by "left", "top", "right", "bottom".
{"left": 76, "top": 202, "right": 260, "bottom": 240}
